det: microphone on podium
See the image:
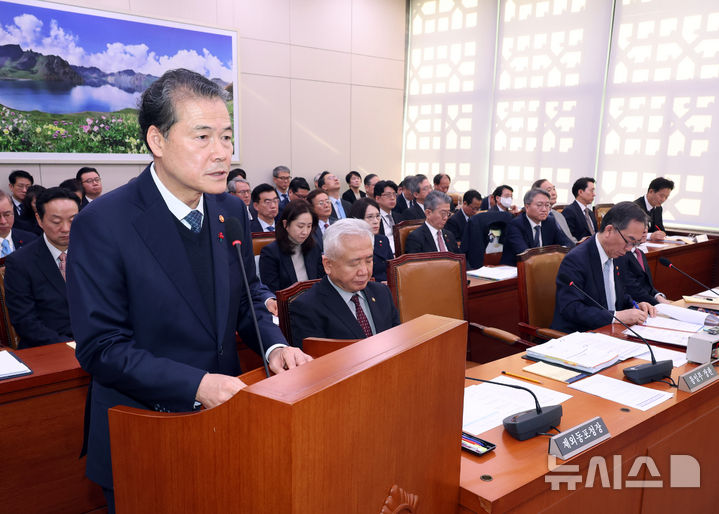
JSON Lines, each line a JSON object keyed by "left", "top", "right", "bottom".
{"left": 658, "top": 257, "right": 719, "bottom": 298}
{"left": 466, "top": 377, "right": 563, "bottom": 441}
{"left": 226, "top": 216, "right": 271, "bottom": 378}
{"left": 557, "top": 273, "right": 672, "bottom": 385}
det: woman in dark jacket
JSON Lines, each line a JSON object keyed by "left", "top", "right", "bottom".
{"left": 342, "top": 170, "right": 366, "bottom": 204}
{"left": 259, "top": 199, "right": 325, "bottom": 293}
{"left": 348, "top": 197, "right": 393, "bottom": 282}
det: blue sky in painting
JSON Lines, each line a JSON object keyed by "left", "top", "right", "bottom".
{"left": 0, "top": 0, "right": 234, "bottom": 81}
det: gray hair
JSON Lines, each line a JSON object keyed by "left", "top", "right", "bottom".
{"left": 523, "top": 188, "right": 550, "bottom": 205}
{"left": 227, "top": 177, "right": 250, "bottom": 193}
{"left": 406, "top": 174, "right": 428, "bottom": 196}
{"left": 138, "top": 68, "right": 228, "bottom": 151}
{"left": 424, "top": 190, "right": 451, "bottom": 210}
{"left": 272, "top": 165, "right": 290, "bottom": 178}
{"left": 0, "top": 190, "right": 11, "bottom": 206}
{"left": 323, "top": 218, "right": 374, "bottom": 260}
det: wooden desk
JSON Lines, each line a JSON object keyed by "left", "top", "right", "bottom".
{"left": 459, "top": 341, "right": 719, "bottom": 513}
{"left": 0, "top": 343, "right": 105, "bottom": 514}
{"left": 465, "top": 236, "right": 719, "bottom": 362}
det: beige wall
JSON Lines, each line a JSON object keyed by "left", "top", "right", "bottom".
{"left": 1, "top": 0, "right": 407, "bottom": 192}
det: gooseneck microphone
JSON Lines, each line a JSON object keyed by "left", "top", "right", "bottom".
{"left": 558, "top": 273, "right": 672, "bottom": 385}
{"left": 658, "top": 257, "right": 719, "bottom": 298}
{"left": 226, "top": 217, "right": 271, "bottom": 379}
{"left": 465, "top": 377, "right": 563, "bottom": 441}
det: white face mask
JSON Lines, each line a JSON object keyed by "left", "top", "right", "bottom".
{"left": 499, "top": 196, "right": 513, "bottom": 209}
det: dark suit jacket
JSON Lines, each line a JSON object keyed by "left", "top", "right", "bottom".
{"left": 80, "top": 196, "right": 90, "bottom": 210}
{"left": 342, "top": 189, "right": 365, "bottom": 204}
{"left": 480, "top": 196, "right": 490, "bottom": 210}
{"left": 401, "top": 202, "right": 426, "bottom": 222}
{"left": 259, "top": 240, "right": 325, "bottom": 293}
{"left": 12, "top": 209, "right": 42, "bottom": 235}
{"left": 289, "top": 277, "right": 399, "bottom": 347}
{"left": 4, "top": 237, "right": 73, "bottom": 348}
{"left": 393, "top": 194, "right": 410, "bottom": 215}
{"left": 462, "top": 211, "right": 513, "bottom": 269}
{"left": 329, "top": 197, "right": 352, "bottom": 219}
{"left": 249, "top": 217, "right": 276, "bottom": 233}
{"left": 551, "top": 235, "right": 634, "bottom": 333}
{"left": 67, "top": 166, "right": 282, "bottom": 489}
{"left": 445, "top": 209, "right": 469, "bottom": 243}
{"left": 616, "top": 249, "right": 661, "bottom": 305}
{"left": 10, "top": 227, "right": 38, "bottom": 250}
{"left": 404, "top": 223, "right": 459, "bottom": 254}
{"left": 500, "top": 215, "right": 573, "bottom": 266}
{"left": 633, "top": 196, "right": 664, "bottom": 232}
{"left": 377, "top": 210, "right": 401, "bottom": 239}
{"left": 562, "top": 201, "right": 598, "bottom": 241}
{"left": 373, "top": 234, "right": 394, "bottom": 282}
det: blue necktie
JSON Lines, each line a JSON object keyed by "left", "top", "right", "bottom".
{"left": 184, "top": 210, "right": 203, "bottom": 233}
{"left": 267, "top": 226, "right": 275, "bottom": 232}
{"left": 1, "top": 239, "right": 11, "bottom": 257}
{"left": 335, "top": 199, "right": 346, "bottom": 219}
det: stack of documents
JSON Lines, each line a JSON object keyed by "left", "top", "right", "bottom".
{"left": 655, "top": 303, "right": 711, "bottom": 325}
{"left": 569, "top": 375, "right": 674, "bottom": 411}
{"left": 0, "top": 350, "right": 32, "bottom": 380}
{"left": 526, "top": 332, "right": 647, "bottom": 373}
{"left": 467, "top": 266, "right": 517, "bottom": 281}
{"left": 462, "top": 375, "right": 572, "bottom": 437}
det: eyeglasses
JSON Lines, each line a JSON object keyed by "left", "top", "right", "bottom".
{"left": 530, "top": 202, "right": 551, "bottom": 210}
{"left": 237, "top": 189, "right": 251, "bottom": 195}
{"left": 615, "top": 227, "right": 641, "bottom": 248}
{"left": 82, "top": 177, "right": 102, "bottom": 184}
{"left": 381, "top": 192, "right": 397, "bottom": 198}
{"left": 12, "top": 183, "right": 30, "bottom": 190}
{"left": 275, "top": 175, "right": 291, "bottom": 181}
{"left": 430, "top": 209, "right": 451, "bottom": 219}
{"left": 260, "top": 198, "right": 279, "bottom": 205}
{"left": 314, "top": 200, "right": 331, "bottom": 207}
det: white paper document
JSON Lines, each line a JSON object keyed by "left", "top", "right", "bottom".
{"left": 636, "top": 346, "right": 687, "bottom": 368}
{"left": 462, "top": 375, "right": 572, "bottom": 437}
{"left": 696, "top": 289, "right": 719, "bottom": 298}
{"left": 568, "top": 374, "right": 674, "bottom": 412}
{"left": 642, "top": 316, "right": 703, "bottom": 333}
{"left": 644, "top": 242, "right": 669, "bottom": 248}
{"left": 0, "top": 350, "right": 31, "bottom": 380}
{"left": 467, "top": 265, "right": 517, "bottom": 281}
{"left": 655, "top": 303, "right": 709, "bottom": 325}
{"left": 622, "top": 326, "right": 689, "bottom": 347}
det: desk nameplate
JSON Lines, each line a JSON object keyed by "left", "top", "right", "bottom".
{"left": 548, "top": 416, "right": 610, "bottom": 460}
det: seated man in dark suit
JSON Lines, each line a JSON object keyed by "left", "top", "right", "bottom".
{"left": 289, "top": 218, "right": 400, "bottom": 347}
{"left": 318, "top": 171, "right": 352, "bottom": 219}
{"left": 633, "top": 176, "right": 674, "bottom": 242}
{"left": 400, "top": 174, "right": 431, "bottom": 221}
{"left": 462, "top": 210, "right": 513, "bottom": 269}
{"left": 500, "top": 188, "right": 573, "bottom": 266}
{"left": 393, "top": 177, "right": 412, "bottom": 215}
{"left": 487, "top": 184, "right": 519, "bottom": 214}
{"left": 562, "top": 177, "right": 598, "bottom": 241}
{"left": 77, "top": 167, "right": 103, "bottom": 209}
{"left": 373, "top": 179, "right": 401, "bottom": 255}
{"left": 5, "top": 187, "right": 80, "bottom": 348}
{"left": 0, "top": 190, "right": 37, "bottom": 256}
{"left": 250, "top": 183, "right": 280, "bottom": 232}
{"left": 404, "top": 191, "right": 459, "bottom": 254}
{"left": 616, "top": 225, "right": 669, "bottom": 305}
{"left": 445, "top": 189, "right": 481, "bottom": 244}
{"left": 551, "top": 202, "right": 656, "bottom": 333}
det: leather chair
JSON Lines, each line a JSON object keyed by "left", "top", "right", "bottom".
{"left": 552, "top": 203, "right": 567, "bottom": 214}
{"left": 0, "top": 266, "right": 20, "bottom": 349}
{"left": 593, "top": 203, "right": 614, "bottom": 231}
{"left": 449, "top": 192, "right": 462, "bottom": 210}
{"left": 276, "top": 279, "right": 322, "bottom": 344}
{"left": 392, "top": 219, "right": 423, "bottom": 256}
{"left": 252, "top": 232, "right": 276, "bottom": 256}
{"left": 516, "top": 245, "right": 569, "bottom": 341}
{"left": 387, "top": 252, "right": 533, "bottom": 361}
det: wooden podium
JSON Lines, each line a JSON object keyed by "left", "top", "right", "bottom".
{"left": 109, "top": 315, "right": 468, "bottom": 513}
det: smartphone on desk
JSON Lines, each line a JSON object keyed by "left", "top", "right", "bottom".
{"left": 461, "top": 432, "right": 496, "bottom": 457}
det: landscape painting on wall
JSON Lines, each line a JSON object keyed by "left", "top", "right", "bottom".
{"left": 0, "top": 0, "right": 238, "bottom": 161}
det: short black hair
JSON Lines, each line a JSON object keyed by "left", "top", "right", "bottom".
{"left": 648, "top": 177, "right": 674, "bottom": 192}
{"left": 363, "top": 173, "right": 378, "bottom": 187}
{"left": 227, "top": 168, "right": 246, "bottom": 182}
{"left": 289, "top": 177, "right": 310, "bottom": 193}
{"left": 571, "top": 177, "right": 595, "bottom": 198}
{"left": 599, "top": 201, "right": 648, "bottom": 232}
{"left": 532, "top": 178, "right": 549, "bottom": 189}
{"left": 345, "top": 170, "right": 361, "bottom": 184}
{"left": 433, "top": 173, "right": 449, "bottom": 186}
{"left": 372, "top": 180, "right": 398, "bottom": 198}
{"left": 21, "top": 184, "right": 46, "bottom": 216}
{"left": 76, "top": 167, "right": 98, "bottom": 181}
{"left": 317, "top": 171, "right": 332, "bottom": 189}
{"left": 35, "top": 186, "right": 81, "bottom": 219}
{"left": 9, "top": 170, "right": 33, "bottom": 185}
{"left": 463, "top": 189, "right": 482, "bottom": 204}
{"left": 59, "top": 178, "right": 82, "bottom": 194}
{"left": 491, "top": 184, "right": 513, "bottom": 199}
{"left": 251, "top": 183, "right": 279, "bottom": 205}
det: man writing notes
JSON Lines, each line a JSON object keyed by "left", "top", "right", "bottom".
{"left": 67, "top": 69, "right": 311, "bottom": 512}
{"left": 633, "top": 177, "right": 674, "bottom": 241}
{"left": 289, "top": 219, "right": 399, "bottom": 347}
{"left": 551, "top": 202, "right": 656, "bottom": 333}
{"left": 500, "top": 188, "right": 573, "bottom": 266}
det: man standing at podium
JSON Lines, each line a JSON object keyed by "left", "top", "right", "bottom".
{"left": 67, "top": 69, "right": 311, "bottom": 512}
